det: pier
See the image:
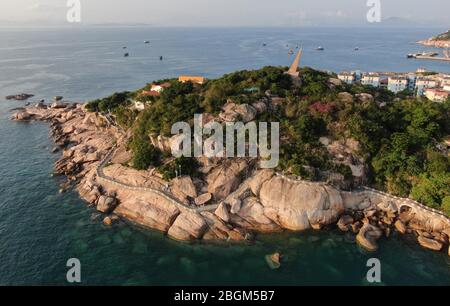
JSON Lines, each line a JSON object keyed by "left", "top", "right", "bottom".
{"left": 413, "top": 56, "right": 450, "bottom": 62}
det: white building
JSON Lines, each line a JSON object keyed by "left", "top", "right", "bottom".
{"left": 337, "top": 72, "right": 356, "bottom": 84}
{"left": 415, "top": 78, "right": 438, "bottom": 96}
{"left": 150, "top": 82, "right": 171, "bottom": 93}
{"left": 361, "top": 74, "right": 383, "bottom": 87}
{"left": 387, "top": 76, "right": 409, "bottom": 93}
{"left": 424, "top": 88, "right": 449, "bottom": 103}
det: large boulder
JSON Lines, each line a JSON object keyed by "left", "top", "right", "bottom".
{"left": 356, "top": 223, "right": 383, "bottom": 252}
{"left": 96, "top": 195, "right": 117, "bottom": 213}
{"left": 237, "top": 197, "right": 280, "bottom": 232}
{"left": 235, "top": 104, "right": 257, "bottom": 123}
{"left": 248, "top": 169, "right": 275, "bottom": 197}
{"left": 194, "top": 193, "right": 212, "bottom": 206}
{"left": 167, "top": 212, "right": 208, "bottom": 241}
{"left": 218, "top": 103, "right": 257, "bottom": 123}
{"left": 356, "top": 93, "right": 374, "bottom": 103}
{"left": 337, "top": 215, "right": 354, "bottom": 232}
{"left": 251, "top": 100, "right": 268, "bottom": 114}
{"left": 200, "top": 211, "right": 232, "bottom": 240}
{"left": 394, "top": 220, "right": 406, "bottom": 234}
{"left": 338, "top": 92, "right": 354, "bottom": 103}
{"left": 417, "top": 236, "right": 443, "bottom": 251}
{"left": 258, "top": 176, "right": 344, "bottom": 231}
{"left": 219, "top": 111, "right": 240, "bottom": 122}
{"left": 206, "top": 159, "right": 248, "bottom": 201}
{"left": 215, "top": 203, "right": 230, "bottom": 223}
{"left": 15, "top": 112, "right": 31, "bottom": 121}
{"left": 114, "top": 196, "right": 180, "bottom": 232}
{"left": 171, "top": 176, "right": 197, "bottom": 202}
{"left": 229, "top": 198, "right": 242, "bottom": 214}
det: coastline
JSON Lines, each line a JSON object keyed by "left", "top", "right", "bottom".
{"left": 417, "top": 39, "right": 450, "bottom": 49}
{"left": 11, "top": 103, "right": 450, "bottom": 257}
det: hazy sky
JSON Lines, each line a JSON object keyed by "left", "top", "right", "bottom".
{"left": 0, "top": 0, "right": 449, "bottom": 27}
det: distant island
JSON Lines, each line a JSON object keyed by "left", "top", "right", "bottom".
{"left": 418, "top": 29, "right": 450, "bottom": 48}
{"left": 11, "top": 61, "right": 450, "bottom": 257}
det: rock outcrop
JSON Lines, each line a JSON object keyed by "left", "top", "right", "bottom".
{"left": 417, "top": 236, "right": 443, "bottom": 251}
{"left": 258, "top": 176, "right": 344, "bottom": 230}
{"left": 206, "top": 159, "right": 249, "bottom": 201}
{"left": 167, "top": 212, "right": 208, "bottom": 241}
{"left": 115, "top": 197, "right": 180, "bottom": 232}
{"left": 171, "top": 176, "right": 197, "bottom": 203}
{"left": 96, "top": 195, "right": 117, "bottom": 213}
{"left": 356, "top": 223, "right": 383, "bottom": 252}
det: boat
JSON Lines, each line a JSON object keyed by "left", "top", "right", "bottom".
{"left": 124, "top": 53, "right": 129, "bottom": 57}
{"left": 262, "top": 43, "right": 267, "bottom": 47}
{"left": 160, "top": 56, "right": 163, "bottom": 61}
{"left": 407, "top": 51, "right": 439, "bottom": 59}
{"left": 123, "top": 46, "right": 127, "bottom": 49}
{"left": 144, "top": 40, "right": 150, "bottom": 44}
{"left": 354, "top": 47, "right": 359, "bottom": 51}
{"left": 288, "top": 49, "right": 294, "bottom": 55}
{"left": 316, "top": 46, "right": 324, "bottom": 51}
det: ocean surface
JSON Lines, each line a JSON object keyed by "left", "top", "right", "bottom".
{"left": 0, "top": 27, "right": 449, "bottom": 285}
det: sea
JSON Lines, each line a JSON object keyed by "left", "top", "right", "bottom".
{"left": 0, "top": 26, "right": 449, "bottom": 285}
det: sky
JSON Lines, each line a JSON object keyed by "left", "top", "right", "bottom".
{"left": 0, "top": 0, "right": 449, "bottom": 27}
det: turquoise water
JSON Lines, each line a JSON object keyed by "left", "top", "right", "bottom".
{"left": 0, "top": 27, "right": 449, "bottom": 285}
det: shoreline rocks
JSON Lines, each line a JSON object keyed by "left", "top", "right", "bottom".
{"left": 417, "top": 39, "right": 450, "bottom": 49}
{"left": 6, "top": 93, "right": 34, "bottom": 101}
{"left": 9, "top": 105, "right": 450, "bottom": 257}
{"left": 417, "top": 236, "right": 443, "bottom": 251}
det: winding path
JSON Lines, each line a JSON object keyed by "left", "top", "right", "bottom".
{"left": 96, "top": 113, "right": 449, "bottom": 222}
{"left": 96, "top": 147, "right": 219, "bottom": 213}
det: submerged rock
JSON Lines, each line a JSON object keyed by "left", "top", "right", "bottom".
{"left": 337, "top": 215, "right": 354, "bottom": 232}
{"left": 265, "top": 252, "right": 281, "bottom": 269}
{"left": 417, "top": 236, "right": 443, "bottom": 251}
{"left": 6, "top": 93, "right": 34, "bottom": 101}
{"left": 103, "top": 216, "right": 112, "bottom": 226}
{"left": 356, "top": 223, "right": 383, "bottom": 252}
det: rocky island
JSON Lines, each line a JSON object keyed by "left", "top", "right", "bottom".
{"left": 418, "top": 29, "right": 450, "bottom": 48}
{"left": 11, "top": 66, "right": 450, "bottom": 257}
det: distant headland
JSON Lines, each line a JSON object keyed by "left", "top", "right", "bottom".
{"left": 418, "top": 29, "right": 450, "bottom": 48}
